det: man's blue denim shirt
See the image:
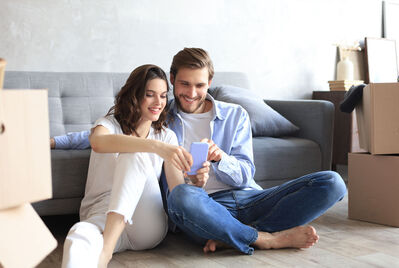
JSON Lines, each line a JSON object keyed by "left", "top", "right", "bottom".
{"left": 167, "top": 94, "right": 260, "bottom": 190}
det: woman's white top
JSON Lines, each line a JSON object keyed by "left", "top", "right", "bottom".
{"left": 80, "top": 115, "right": 178, "bottom": 220}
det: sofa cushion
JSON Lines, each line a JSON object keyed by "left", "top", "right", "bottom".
{"left": 51, "top": 150, "right": 90, "bottom": 199}
{"left": 252, "top": 136, "right": 321, "bottom": 188}
{"left": 209, "top": 85, "right": 299, "bottom": 137}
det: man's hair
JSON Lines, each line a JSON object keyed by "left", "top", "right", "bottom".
{"left": 106, "top": 64, "right": 169, "bottom": 136}
{"left": 170, "top": 48, "right": 214, "bottom": 81}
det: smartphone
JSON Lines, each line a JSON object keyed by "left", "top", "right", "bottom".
{"left": 187, "top": 142, "right": 209, "bottom": 175}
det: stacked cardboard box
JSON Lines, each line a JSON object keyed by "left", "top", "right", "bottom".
{"left": 0, "top": 60, "right": 57, "bottom": 267}
{"left": 328, "top": 80, "right": 364, "bottom": 91}
{"left": 348, "top": 82, "right": 399, "bottom": 227}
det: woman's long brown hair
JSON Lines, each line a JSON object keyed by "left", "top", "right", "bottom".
{"left": 106, "top": 64, "right": 170, "bottom": 136}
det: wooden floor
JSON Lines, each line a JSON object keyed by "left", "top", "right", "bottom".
{"left": 38, "top": 168, "right": 399, "bottom": 268}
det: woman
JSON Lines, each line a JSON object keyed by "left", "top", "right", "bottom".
{"left": 61, "top": 65, "right": 209, "bottom": 268}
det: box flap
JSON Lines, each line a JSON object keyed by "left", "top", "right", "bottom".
{"left": 0, "top": 203, "right": 57, "bottom": 267}
{"left": 0, "top": 90, "right": 52, "bottom": 210}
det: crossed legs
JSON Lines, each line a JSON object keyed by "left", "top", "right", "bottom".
{"left": 167, "top": 171, "right": 347, "bottom": 254}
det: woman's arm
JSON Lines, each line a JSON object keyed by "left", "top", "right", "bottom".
{"left": 163, "top": 161, "right": 185, "bottom": 191}
{"left": 90, "top": 125, "right": 193, "bottom": 171}
{"left": 98, "top": 212, "right": 125, "bottom": 268}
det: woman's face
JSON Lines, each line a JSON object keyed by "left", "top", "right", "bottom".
{"left": 139, "top": 78, "right": 168, "bottom": 123}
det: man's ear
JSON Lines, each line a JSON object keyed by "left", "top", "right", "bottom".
{"left": 170, "top": 74, "right": 175, "bottom": 85}
{"left": 208, "top": 79, "right": 212, "bottom": 88}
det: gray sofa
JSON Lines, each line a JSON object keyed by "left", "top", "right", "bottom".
{"left": 4, "top": 71, "right": 334, "bottom": 216}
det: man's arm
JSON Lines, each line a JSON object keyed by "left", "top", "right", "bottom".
{"left": 208, "top": 109, "right": 255, "bottom": 188}
{"left": 51, "top": 130, "right": 91, "bottom": 149}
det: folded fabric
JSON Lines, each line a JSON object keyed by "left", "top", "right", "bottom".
{"left": 210, "top": 85, "right": 299, "bottom": 137}
{"left": 339, "top": 84, "right": 366, "bottom": 113}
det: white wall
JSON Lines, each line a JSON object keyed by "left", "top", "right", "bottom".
{"left": 0, "top": 0, "right": 382, "bottom": 99}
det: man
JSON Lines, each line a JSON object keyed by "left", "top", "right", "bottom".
{"left": 52, "top": 48, "right": 347, "bottom": 255}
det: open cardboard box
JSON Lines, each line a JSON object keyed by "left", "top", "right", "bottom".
{"left": 355, "top": 83, "right": 399, "bottom": 154}
{"left": 0, "top": 204, "right": 57, "bottom": 268}
{"left": 348, "top": 152, "right": 399, "bottom": 227}
{"left": 0, "top": 81, "right": 56, "bottom": 266}
{"left": 0, "top": 89, "right": 52, "bottom": 210}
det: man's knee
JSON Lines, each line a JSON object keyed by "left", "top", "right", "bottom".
{"left": 167, "top": 184, "right": 208, "bottom": 221}
{"left": 168, "top": 184, "right": 203, "bottom": 208}
{"left": 313, "top": 171, "right": 347, "bottom": 200}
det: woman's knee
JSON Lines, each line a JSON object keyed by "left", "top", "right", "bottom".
{"left": 126, "top": 217, "right": 168, "bottom": 250}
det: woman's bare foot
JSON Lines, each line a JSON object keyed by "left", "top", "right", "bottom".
{"left": 253, "top": 225, "right": 319, "bottom": 249}
{"left": 203, "top": 239, "right": 230, "bottom": 253}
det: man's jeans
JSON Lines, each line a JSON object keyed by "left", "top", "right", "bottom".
{"left": 167, "top": 171, "right": 347, "bottom": 255}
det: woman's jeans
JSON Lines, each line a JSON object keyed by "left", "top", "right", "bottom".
{"left": 167, "top": 170, "right": 347, "bottom": 255}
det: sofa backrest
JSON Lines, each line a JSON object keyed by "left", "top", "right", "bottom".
{"left": 4, "top": 71, "right": 250, "bottom": 137}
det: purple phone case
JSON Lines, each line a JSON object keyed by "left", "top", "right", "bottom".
{"left": 187, "top": 142, "right": 209, "bottom": 175}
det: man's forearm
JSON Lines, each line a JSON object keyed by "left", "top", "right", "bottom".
{"left": 53, "top": 130, "right": 91, "bottom": 149}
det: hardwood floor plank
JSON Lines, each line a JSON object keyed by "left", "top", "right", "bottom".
{"left": 37, "top": 184, "right": 399, "bottom": 268}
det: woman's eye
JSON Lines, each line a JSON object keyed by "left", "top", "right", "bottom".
{"left": 146, "top": 94, "right": 153, "bottom": 97}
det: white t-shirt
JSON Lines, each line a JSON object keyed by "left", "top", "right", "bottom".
{"left": 80, "top": 115, "right": 178, "bottom": 220}
{"left": 179, "top": 110, "right": 235, "bottom": 194}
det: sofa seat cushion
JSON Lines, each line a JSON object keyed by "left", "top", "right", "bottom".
{"left": 253, "top": 137, "right": 321, "bottom": 188}
{"left": 51, "top": 150, "right": 90, "bottom": 199}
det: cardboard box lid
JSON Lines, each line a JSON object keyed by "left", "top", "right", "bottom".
{"left": 0, "top": 90, "right": 52, "bottom": 210}
{"left": 0, "top": 203, "right": 57, "bottom": 268}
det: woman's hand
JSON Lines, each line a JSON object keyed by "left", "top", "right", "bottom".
{"left": 157, "top": 142, "right": 193, "bottom": 172}
{"left": 186, "top": 161, "right": 210, "bottom": 188}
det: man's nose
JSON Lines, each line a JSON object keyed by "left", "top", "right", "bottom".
{"left": 186, "top": 86, "right": 196, "bottom": 98}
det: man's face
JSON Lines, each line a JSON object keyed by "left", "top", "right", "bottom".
{"left": 171, "top": 67, "right": 212, "bottom": 114}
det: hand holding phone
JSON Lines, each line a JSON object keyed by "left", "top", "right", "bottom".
{"left": 187, "top": 142, "right": 209, "bottom": 175}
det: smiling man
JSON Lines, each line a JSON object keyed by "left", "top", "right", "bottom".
{"left": 164, "top": 48, "right": 347, "bottom": 255}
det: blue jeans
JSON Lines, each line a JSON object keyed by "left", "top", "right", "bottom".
{"left": 167, "top": 171, "right": 347, "bottom": 255}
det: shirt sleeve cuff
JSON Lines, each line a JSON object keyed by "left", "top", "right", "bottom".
{"left": 54, "top": 135, "right": 70, "bottom": 149}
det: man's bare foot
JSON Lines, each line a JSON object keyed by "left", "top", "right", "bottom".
{"left": 203, "top": 239, "right": 230, "bottom": 253}
{"left": 253, "top": 225, "right": 319, "bottom": 249}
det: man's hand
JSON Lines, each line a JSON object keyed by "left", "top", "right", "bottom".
{"left": 50, "top": 138, "right": 55, "bottom": 149}
{"left": 186, "top": 161, "right": 210, "bottom": 188}
{"left": 201, "top": 138, "right": 223, "bottom": 162}
{"left": 158, "top": 142, "right": 193, "bottom": 172}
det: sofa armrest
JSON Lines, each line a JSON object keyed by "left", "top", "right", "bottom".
{"left": 264, "top": 99, "right": 334, "bottom": 170}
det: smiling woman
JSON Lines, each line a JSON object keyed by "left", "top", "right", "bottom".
{"left": 61, "top": 64, "right": 195, "bottom": 268}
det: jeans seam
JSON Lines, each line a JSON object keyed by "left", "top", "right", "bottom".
{"left": 168, "top": 209, "right": 252, "bottom": 253}
{"left": 231, "top": 191, "right": 240, "bottom": 219}
{"left": 236, "top": 177, "right": 330, "bottom": 211}
{"left": 251, "top": 185, "right": 307, "bottom": 230}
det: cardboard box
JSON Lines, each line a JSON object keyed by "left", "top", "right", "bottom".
{"left": 348, "top": 152, "right": 399, "bottom": 227}
{"left": 0, "top": 203, "right": 57, "bottom": 268}
{"left": 0, "top": 90, "right": 52, "bottom": 210}
{"left": 0, "top": 59, "right": 6, "bottom": 89}
{"left": 355, "top": 83, "right": 399, "bottom": 154}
